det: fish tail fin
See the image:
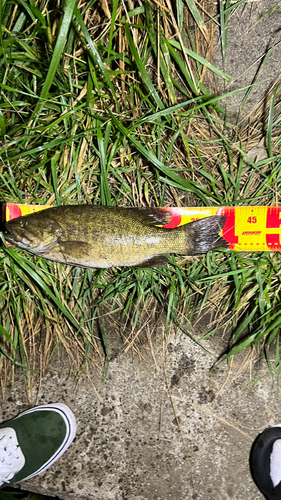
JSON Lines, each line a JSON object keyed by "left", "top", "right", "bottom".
{"left": 185, "top": 215, "right": 229, "bottom": 255}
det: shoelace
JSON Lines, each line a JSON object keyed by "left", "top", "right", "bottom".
{"left": 0, "top": 433, "right": 22, "bottom": 483}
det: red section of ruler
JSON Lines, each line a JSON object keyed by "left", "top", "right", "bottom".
{"left": 164, "top": 208, "right": 182, "bottom": 228}
{"left": 266, "top": 207, "right": 281, "bottom": 250}
{"left": 220, "top": 208, "right": 239, "bottom": 250}
{"left": 8, "top": 204, "right": 22, "bottom": 219}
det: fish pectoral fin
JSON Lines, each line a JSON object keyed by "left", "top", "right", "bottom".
{"left": 58, "top": 240, "right": 91, "bottom": 257}
{"left": 126, "top": 208, "right": 172, "bottom": 226}
{"left": 133, "top": 255, "right": 169, "bottom": 268}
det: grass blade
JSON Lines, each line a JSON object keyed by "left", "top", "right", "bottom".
{"left": 31, "top": 0, "right": 77, "bottom": 123}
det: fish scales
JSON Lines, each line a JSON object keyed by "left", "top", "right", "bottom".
{"left": 3, "top": 206, "right": 228, "bottom": 268}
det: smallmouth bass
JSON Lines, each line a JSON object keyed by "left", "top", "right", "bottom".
{"left": 4, "top": 206, "right": 228, "bottom": 268}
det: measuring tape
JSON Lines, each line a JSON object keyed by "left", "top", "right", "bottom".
{"left": 2, "top": 203, "right": 281, "bottom": 252}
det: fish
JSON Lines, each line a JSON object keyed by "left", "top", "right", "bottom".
{"left": 3, "top": 206, "right": 229, "bottom": 268}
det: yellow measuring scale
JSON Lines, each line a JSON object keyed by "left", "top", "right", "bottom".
{"left": 3, "top": 203, "right": 281, "bottom": 252}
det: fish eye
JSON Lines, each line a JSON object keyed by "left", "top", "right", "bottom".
{"left": 19, "top": 220, "right": 28, "bottom": 228}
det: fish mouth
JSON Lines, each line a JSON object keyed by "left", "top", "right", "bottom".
{"left": 4, "top": 223, "right": 21, "bottom": 243}
{"left": 4, "top": 223, "right": 33, "bottom": 249}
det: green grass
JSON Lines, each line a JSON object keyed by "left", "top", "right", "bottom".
{"left": 0, "top": 0, "right": 281, "bottom": 387}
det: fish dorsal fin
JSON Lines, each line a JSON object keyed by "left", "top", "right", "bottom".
{"left": 124, "top": 207, "right": 172, "bottom": 226}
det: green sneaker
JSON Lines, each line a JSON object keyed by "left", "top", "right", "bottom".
{"left": 0, "top": 403, "right": 76, "bottom": 486}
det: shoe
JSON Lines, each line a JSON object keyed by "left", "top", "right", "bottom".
{"left": 250, "top": 426, "right": 281, "bottom": 500}
{"left": 0, "top": 403, "right": 76, "bottom": 487}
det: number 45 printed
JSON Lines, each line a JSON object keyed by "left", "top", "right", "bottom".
{"left": 247, "top": 216, "right": 257, "bottom": 223}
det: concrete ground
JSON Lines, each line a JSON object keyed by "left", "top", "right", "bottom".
{"left": 1, "top": 327, "right": 280, "bottom": 500}
{"left": 2, "top": 1, "right": 281, "bottom": 499}
{"left": 214, "top": 0, "right": 281, "bottom": 122}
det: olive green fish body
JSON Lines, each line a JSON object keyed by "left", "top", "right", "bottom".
{"left": 4, "top": 206, "right": 228, "bottom": 268}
